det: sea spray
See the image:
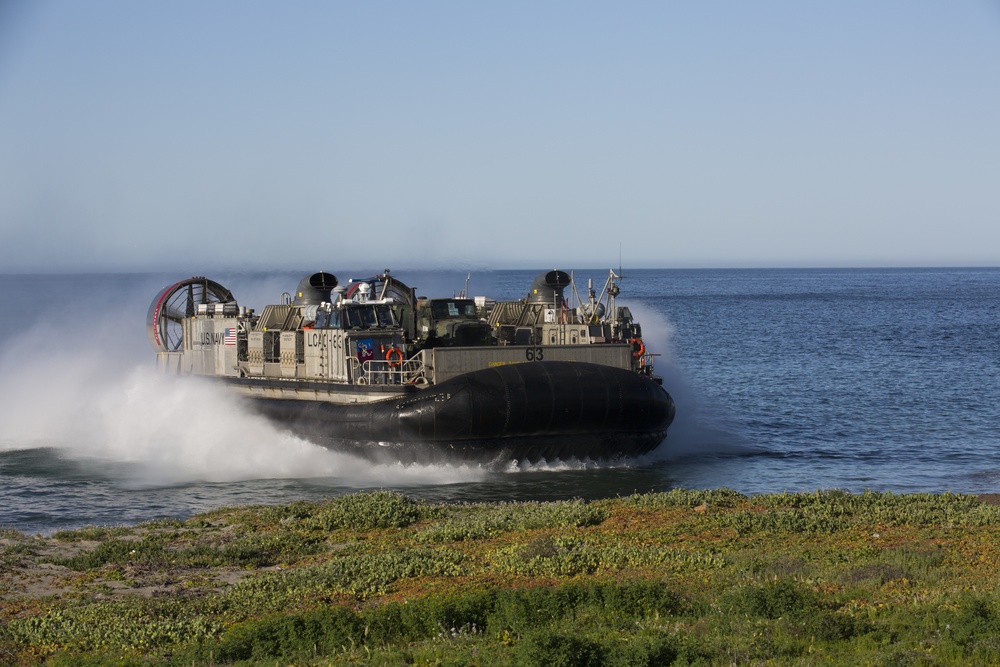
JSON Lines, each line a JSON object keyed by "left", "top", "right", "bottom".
{"left": 623, "top": 301, "right": 753, "bottom": 461}
{"left": 0, "top": 330, "right": 487, "bottom": 488}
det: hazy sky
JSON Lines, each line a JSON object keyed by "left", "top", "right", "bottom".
{"left": 1, "top": 1, "right": 998, "bottom": 272}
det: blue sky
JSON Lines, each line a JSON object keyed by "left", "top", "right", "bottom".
{"left": 1, "top": 1, "right": 998, "bottom": 272}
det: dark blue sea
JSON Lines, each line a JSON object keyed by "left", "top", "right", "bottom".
{"left": 2, "top": 268, "right": 999, "bottom": 535}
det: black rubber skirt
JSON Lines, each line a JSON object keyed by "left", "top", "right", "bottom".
{"left": 249, "top": 361, "right": 675, "bottom": 464}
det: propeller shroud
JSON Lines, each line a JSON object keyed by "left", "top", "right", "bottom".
{"left": 146, "top": 277, "right": 236, "bottom": 353}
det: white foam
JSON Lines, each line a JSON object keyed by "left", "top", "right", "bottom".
{"left": 0, "top": 328, "right": 486, "bottom": 488}
{"left": 501, "top": 457, "right": 636, "bottom": 473}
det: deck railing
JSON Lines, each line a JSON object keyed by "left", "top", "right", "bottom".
{"left": 356, "top": 358, "right": 427, "bottom": 385}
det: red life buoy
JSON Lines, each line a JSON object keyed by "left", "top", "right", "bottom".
{"left": 630, "top": 337, "right": 645, "bottom": 359}
{"left": 385, "top": 347, "right": 405, "bottom": 368}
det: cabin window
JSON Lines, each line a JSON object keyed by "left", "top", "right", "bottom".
{"left": 339, "top": 305, "right": 396, "bottom": 329}
{"left": 431, "top": 300, "right": 476, "bottom": 319}
{"left": 375, "top": 305, "right": 396, "bottom": 326}
{"left": 315, "top": 310, "right": 340, "bottom": 328}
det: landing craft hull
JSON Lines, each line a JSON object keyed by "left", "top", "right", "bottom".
{"left": 247, "top": 361, "right": 675, "bottom": 463}
{"left": 149, "top": 270, "right": 677, "bottom": 464}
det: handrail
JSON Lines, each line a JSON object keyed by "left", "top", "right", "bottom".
{"left": 359, "top": 358, "right": 427, "bottom": 386}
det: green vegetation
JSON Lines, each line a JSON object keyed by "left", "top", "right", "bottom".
{"left": 2, "top": 489, "right": 1000, "bottom": 665}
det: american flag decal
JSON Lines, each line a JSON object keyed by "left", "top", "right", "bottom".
{"left": 224, "top": 328, "right": 237, "bottom": 346}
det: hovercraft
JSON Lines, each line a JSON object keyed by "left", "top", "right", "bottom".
{"left": 147, "top": 269, "right": 675, "bottom": 463}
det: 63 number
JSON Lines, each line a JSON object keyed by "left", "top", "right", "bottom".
{"left": 525, "top": 347, "right": 544, "bottom": 361}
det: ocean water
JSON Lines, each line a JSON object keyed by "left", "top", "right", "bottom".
{"left": 1, "top": 267, "right": 998, "bottom": 535}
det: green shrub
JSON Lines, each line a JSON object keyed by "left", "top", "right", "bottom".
{"left": 175, "top": 532, "right": 326, "bottom": 568}
{"left": 625, "top": 488, "right": 747, "bottom": 508}
{"left": 42, "top": 655, "right": 151, "bottom": 667}
{"left": 45, "top": 538, "right": 167, "bottom": 570}
{"left": 216, "top": 606, "right": 363, "bottom": 662}
{"left": 486, "top": 581, "right": 685, "bottom": 637}
{"left": 718, "top": 508, "right": 847, "bottom": 536}
{"left": 493, "top": 536, "right": 600, "bottom": 577}
{"left": 136, "top": 517, "right": 185, "bottom": 530}
{"left": 44, "top": 530, "right": 325, "bottom": 571}
{"left": 598, "top": 542, "right": 726, "bottom": 572}
{"left": 361, "top": 589, "right": 495, "bottom": 645}
{"left": 1, "top": 541, "right": 39, "bottom": 569}
{"left": 804, "top": 610, "right": 872, "bottom": 642}
{"left": 417, "top": 499, "right": 606, "bottom": 543}
{"left": 305, "top": 491, "right": 426, "bottom": 531}
{"left": 196, "top": 580, "right": 687, "bottom": 663}
{"left": 50, "top": 526, "right": 133, "bottom": 542}
{"left": 5, "top": 600, "right": 220, "bottom": 653}
{"left": 223, "top": 546, "right": 466, "bottom": 603}
{"left": 722, "top": 578, "right": 820, "bottom": 620}
{"left": 947, "top": 595, "right": 1000, "bottom": 654}
{"left": 586, "top": 580, "right": 688, "bottom": 619}
{"left": 756, "top": 490, "right": 1000, "bottom": 528}
{"left": 605, "top": 634, "right": 678, "bottom": 667}
{"left": 514, "top": 631, "right": 603, "bottom": 667}
{"left": 259, "top": 500, "right": 321, "bottom": 523}
{"left": 843, "top": 545, "right": 946, "bottom": 587}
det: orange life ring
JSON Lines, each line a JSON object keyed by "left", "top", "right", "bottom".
{"left": 385, "top": 347, "right": 404, "bottom": 368}
{"left": 630, "top": 337, "right": 645, "bottom": 359}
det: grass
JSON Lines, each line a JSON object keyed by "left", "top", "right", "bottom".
{"left": 2, "top": 490, "right": 1000, "bottom": 665}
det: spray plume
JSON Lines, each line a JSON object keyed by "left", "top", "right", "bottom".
{"left": 622, "top": 301, "right": 753, "bottom": 461}
{"left": 0, "top": 319, "right": 486, "bottom": 489}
